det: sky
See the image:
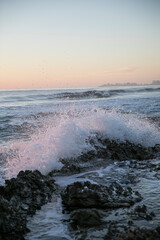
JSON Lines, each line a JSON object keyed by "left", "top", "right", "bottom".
{"left": 0, "top": 0, "right": 160, "bottom": 89}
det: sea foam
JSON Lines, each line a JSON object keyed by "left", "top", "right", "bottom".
{"left": 4, "top": 107, "right": 160, "bottom": 178}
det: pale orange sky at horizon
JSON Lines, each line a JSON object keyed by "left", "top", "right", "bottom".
{"left": 0, "top": 0, "right": 160, "bottom": 90}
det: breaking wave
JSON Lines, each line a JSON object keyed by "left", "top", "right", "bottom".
{"left": 1, "top": 87, "right": 159, "bottom": 104}
{"left": 28, "top": 87, "right": 160, "bottom": 100}
{"left": 2, "top": 107, "right": 160, "bottom": 179}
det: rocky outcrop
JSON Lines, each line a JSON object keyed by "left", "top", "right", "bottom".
{"left": 61, "top": 181, "right": 142, "bottom": 210}
{"left": 70, "top": 208, "right": 106, "bottom": 227}
{"left": 61, "top": 181, "right": 142, "bottom": 231}
{"left": 0, "top": 170, "right": 56, "bottom": 240}
{"left": 0, "top": 139, "right": 159, "bottom": 239}
{"left": 57, "top": 140, "right": 160, "bottom": 175}
{"left": 60, "top": 156, "right": 160, "bottom": 240}
{"left": 80, "top": 139, "right": 160, "bottom": 162}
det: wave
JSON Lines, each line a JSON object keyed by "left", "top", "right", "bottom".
{"left": 31, "top": 87, "right": 160, "bottom": 100}
{"left": 53, "top": 90, "right": 120, "bottom": 99}
{"left": 2, "top": 107, "right": 160, "bottom": 179}
{"left": 141, "top": 87, "right": 160, "bottom": 92}
{"left": 1, "top": 87, "right": 159, "bottom": 106}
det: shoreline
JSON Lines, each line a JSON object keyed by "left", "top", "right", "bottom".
{"left": 0, "top": 139, "right": 160, "bottom": 239}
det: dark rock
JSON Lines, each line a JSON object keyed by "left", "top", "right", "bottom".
{"left": 156, "top": 226, "right": 160, "bottom": 233}
{"left": 0, "top": 196, "right": 29, "bottom": 240}
{"left": 0, "top": 170, "right": 56, "bottom": 240}
{"left": 57, "top": 139, "right": 160, "bottom": 175}
{"left": 128, "top": 220, "right": 133, "bottom": 225}
{"left": 70, "top": 208, "right": 105, "bottom": 227}
{"left": 105, "top": 227, "right": 160, "bottom": 240}
{"left": 61, "top": 181, "right": 142, "bottom": 210}
{"left": 135, "top": 204, "right": 147, "bottom": 213}
{"left": 60, "top": 163, "right": 81, "bottom": 174}
{"left": 128, "top": 204, "right": 155, "bottom": 221}
{"left": 95, "top": 139, "right": 160, "bottom": 161}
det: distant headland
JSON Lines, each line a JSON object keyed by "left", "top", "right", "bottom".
{"left": 100, "top": 80, "right": 160, "bottom": 87}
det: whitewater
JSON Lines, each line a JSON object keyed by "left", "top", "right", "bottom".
{"left": 0, "top": 85, "right": 159, "bottom": 181}
{"left": 0, "top": 85, "right": 160, "bottom": 239}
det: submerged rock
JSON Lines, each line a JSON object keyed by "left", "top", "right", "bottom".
{"left": 127, "top": 204, "right": 155, "bottom": 221}
{"left": 0, "top": 170, "right": 56, "bottom": 240}
{"left": 61, "top": 181, "right": 142, "bottom": 210}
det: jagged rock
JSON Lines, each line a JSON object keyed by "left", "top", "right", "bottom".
{"left": 57, "top": 140, "right": 160, "bottom": 175}
{"left": 61, "top": 181, "right": 142, "bottom": 210}
{"left": 97, "top": 140, "right": 160, "bottom": 161}
{"left": 0, "top": 170, "right": 56, "bottom": 240}
{"left": 0, "top": 196, "right": 28, "bottom": 240}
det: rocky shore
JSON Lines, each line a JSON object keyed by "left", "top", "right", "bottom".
{"left": 0, "top": 170, "right": 56, "bottom": 240}
{"left": 56, "top": 138, "right": 160, "bottom": 175}
{"left": 0, "top": 139, "right": 160, "bottom": 239}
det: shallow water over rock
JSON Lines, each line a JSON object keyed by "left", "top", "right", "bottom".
{"left": 25, "top": 157, "right": 160, "bottom": 240}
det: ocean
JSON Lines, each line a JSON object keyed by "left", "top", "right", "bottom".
{"left": 0, "top": 85, "right": 160, "bottom": 239}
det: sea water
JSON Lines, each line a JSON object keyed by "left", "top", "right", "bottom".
{"left": 0, "top": 85, "right": 159, "bottom": 182}
{"left": 0, "top": 85, "right": 160, "bottom": 239}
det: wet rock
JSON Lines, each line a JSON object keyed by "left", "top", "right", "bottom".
{"left": 99, "top": 140, "right": 160, "bottom": 161}
{"left": 0, "top": 196, "right": 28, "bottom": 240}
{"left": 0, "top": 170, "right": 56, "bottom": 240}
{"left": 60, "top": 163, "right": 81, "bottom": 174}
{"left": 135, "top": 204, "right": 147, "bottom": 213}
{"left": 104, "top": 227, "right": 160, "bottom": 240}
{"left": 70, "top": 208, "right": 106, "bottom": 227}
{"left": 128, "top": 204, "right": 155, "bottom": 221}
{"left": 57, "top": 139, "right": 160, "bottom": 175}
{"left": 61, "top": 181, "right": 144, "bottom": 238}
{"left": 61, "top": 181, "right": 142, "bottom": 210}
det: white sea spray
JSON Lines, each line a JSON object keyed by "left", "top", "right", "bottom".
{"left": 3, "top": 107, "right": 160, "bottom": 179}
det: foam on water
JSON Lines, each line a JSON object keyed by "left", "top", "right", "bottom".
{"left": 3, "top": 107, "right": 160, "bottom": 179}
